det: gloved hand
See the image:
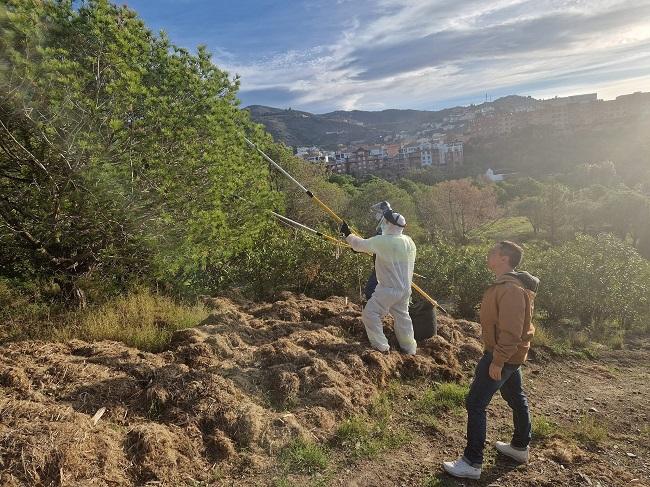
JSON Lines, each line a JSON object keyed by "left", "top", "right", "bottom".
{"left": 340, "top": 221, "right": 352, "bottom": 237}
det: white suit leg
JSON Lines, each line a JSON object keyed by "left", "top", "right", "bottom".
{"left": 390, "top": 295, "right": 417, "bottom": 355}
{"left": 361, "top": 291, "right": 392, "bottom": 352}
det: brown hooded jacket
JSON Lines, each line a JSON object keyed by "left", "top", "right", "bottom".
{"left": 479, "top": 271, "right": 539, "bottom": 367}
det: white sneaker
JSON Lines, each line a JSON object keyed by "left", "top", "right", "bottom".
{"left": 495, "top": 441, "right": 529, "bottom": 463}
{"left": 442, "top": 457, "right": 481, "bottom": 480}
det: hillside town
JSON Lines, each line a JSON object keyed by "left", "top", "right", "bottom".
{"left": 294, "top": 91, "right": 650, "bottom": 177}
{"left": 296, "top": 137, "right": 464, "bottom": 177}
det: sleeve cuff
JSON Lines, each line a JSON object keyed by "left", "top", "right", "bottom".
{"left": 491, "top": 356, "right": 506, "bottom": 368}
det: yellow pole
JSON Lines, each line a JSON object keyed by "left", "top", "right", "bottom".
{"left": 411, "top": 282, "right": 445, "bottom": 313}
{"left": 312, "top": 195, "right": 344, "bottom": 224}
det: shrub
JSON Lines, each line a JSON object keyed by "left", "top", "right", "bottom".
{"left": 528, "top": 234, "right": 650, "bottom": 330}
{"left": 416, "top": 242, "right": 493, "bottom": 319}
{"left": 230, "top": 227, "right": 373, "bottom": 300}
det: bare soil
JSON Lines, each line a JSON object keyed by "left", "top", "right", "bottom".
{"left": 326, "top": 338, "right": 650, "bottom": 487}
{"left": 0, "top": 292, "right": 647, "bottom": 486}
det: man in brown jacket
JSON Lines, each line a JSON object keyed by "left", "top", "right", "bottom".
{"left": 443, "top": 241, "right": 539, "bottom": 480}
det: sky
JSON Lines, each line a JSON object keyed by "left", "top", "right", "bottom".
{"left": 120, "top": 0, "right": 650, "bottom": 113}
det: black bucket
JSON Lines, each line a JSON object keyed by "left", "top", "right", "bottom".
{"left": 409, "top": 299, "right": 437, "bottom": 342}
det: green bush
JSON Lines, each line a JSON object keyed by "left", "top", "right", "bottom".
{"left": 228, "top": 227, "right": 373, "bottom": 300}
{"left": 417, "top": 242, "right": 493, "bottom": 319}
{"left": 528, "top": 234, "right": 650, "bottom": 331}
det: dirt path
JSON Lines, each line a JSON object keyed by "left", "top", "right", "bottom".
{"left": 320, "top": 340, "right": 650, "bottom": 487}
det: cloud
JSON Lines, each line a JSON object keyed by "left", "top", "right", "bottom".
{"left": 344, "top": 4, "right": 650, "bottom": 81}
{"left": 223, "top": 0, "right": 650, "bottom": 111}
{"left": 238, "top": 87, "right": 298, "bottom": 107}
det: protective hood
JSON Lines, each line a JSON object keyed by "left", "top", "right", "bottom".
{"left": 382, "top": 216, "right": 406, "bottom": 235}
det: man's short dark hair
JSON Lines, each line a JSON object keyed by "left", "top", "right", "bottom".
{"left": 498, "top": 241, "right": 523, "bottom": 268}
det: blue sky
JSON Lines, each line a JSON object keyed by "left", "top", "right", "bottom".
{"left": 121, "top": 0, "right": 650, "bottom": 113}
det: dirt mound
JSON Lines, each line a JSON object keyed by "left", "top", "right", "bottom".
{"left": 0, "top": 292, "right": 482, "bottom": 486}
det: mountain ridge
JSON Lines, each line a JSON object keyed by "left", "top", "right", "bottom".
{"left": 246, "top": 95, "right": 537, "bottom": 147}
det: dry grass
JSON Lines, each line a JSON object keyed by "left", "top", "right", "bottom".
{"left": 569, "top": 330, "right": 590, "bottom": 349}
{"left": 1, "top": 281, "right": 207, "bottom": 352}
{"left": 600, "top": 329, "right": 625, "bottom": 350}
{"left": 55, "top": 290, "right": 208, "bottom": 351}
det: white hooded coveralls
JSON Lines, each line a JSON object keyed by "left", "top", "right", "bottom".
{"left": 346, "top": 222, "right": 417, "bottom": 354}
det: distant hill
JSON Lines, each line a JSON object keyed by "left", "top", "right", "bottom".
{"left": 488, "top": 95, "right": 540, "bottom": 112}
{"left": 246, "top": 95, "right": 536, "bottom": 148}
{"left": 246, "top": 105, "right": 378, "bottom": 148}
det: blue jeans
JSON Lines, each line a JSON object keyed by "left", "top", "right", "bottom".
{"left": 364, "top": 269, "right": 378, "bottom": 301}
{"left": 463, "top": 351, "right": 531, "bottom": 467}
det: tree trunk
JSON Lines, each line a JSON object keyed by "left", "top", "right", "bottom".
{"left": 55, "top": 278, "right": 87, "bottom": 309}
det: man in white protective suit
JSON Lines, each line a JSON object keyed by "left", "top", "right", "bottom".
{"left": 339, "top": 202, "right": 418, "bottom": 355}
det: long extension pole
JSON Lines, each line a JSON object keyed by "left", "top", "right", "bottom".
{"left": 244, "top": 136, "right": 444, "bottom": 311}
{"left": 271, "top": 211, "right": 352, "bottom": 248}
{"left": 244, "top": 137, "right": 344, "bottom": 224}
{"left": 232, "top": 193, "right": 351, "bottom": 248}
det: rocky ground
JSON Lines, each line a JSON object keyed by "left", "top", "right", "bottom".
{"left": 0, "top": 293, "right": 647, "bottom": 486}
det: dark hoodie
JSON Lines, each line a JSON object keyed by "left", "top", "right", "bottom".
{"left": 479, "top": 271, "right": 539, "bottom": 367}
{"left": 504, "top": 271, "right": 540, "bottom": 293}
